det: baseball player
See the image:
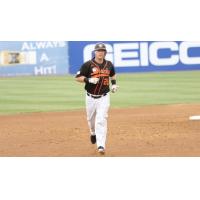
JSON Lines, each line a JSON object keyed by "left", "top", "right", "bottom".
{"left": 75, "top": 43, "right": 118, "bottom": 154}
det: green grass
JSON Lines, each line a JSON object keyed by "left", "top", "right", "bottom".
{"left": 0, "top": 71, "right": 200, "bottom": 115}
{"left": 114, "top": 71, "right": 200, "bottom": 107}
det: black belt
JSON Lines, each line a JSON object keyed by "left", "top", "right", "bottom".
{"left": 87, "top": 93, "right": 107, "bottom": 99}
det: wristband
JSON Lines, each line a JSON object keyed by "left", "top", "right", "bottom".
{"left": 111, "top": 80, "right": 116, "bottom": 85}
{"left": 84, "top": 77, "right": 89, "bottom": 83}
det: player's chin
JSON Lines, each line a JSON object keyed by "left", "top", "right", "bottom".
{"left": 99, "top": 56, "right": 104, "bottom": 59}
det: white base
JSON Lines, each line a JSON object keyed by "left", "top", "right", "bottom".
{"left": 189, "top": 115, "right": 200, "bottom": 120}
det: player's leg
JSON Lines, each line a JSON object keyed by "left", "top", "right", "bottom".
{"left": 95, "top": 94, "right": 110, "bottom": 152}
{"left": 86, "top": 94, "right": 97, "bottom": 143}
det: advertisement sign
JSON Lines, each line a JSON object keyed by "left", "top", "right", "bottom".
{"left": 68, "top": 41, "right": 200, "bottom": 74}
{"left": 1, "top": 41, "right": 200, "bottom": 76}
{"left": 0, "top": 41, "right": 69, "bottom": 77}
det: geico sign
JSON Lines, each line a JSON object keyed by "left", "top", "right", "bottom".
{"left": 83, "top": 42, "right": 200, "bottom": 67}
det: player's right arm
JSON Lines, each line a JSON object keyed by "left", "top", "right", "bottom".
{"left": 75, "top": 62, "right": 99, "bottom": 84}
{"left": 76, "top": 76, "right": 99, "bottom": 84}
{"left": 76, "top": 76, "right": 86, "bottom": 83}
{"left": 75, "top": 62, "right": 89, "bottom": 83}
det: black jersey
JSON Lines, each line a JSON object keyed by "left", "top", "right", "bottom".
{"left": 76, "top": 58, "right": 116, "bottom": 95}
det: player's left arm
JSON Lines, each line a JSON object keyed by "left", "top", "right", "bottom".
{"left": 110, "top": 75, "right": 116, "bottom": 81}
{"left": 110, "top": 75, "right": 119, "bottom": 93}
{"left": 109, "top": 62, "right": 118, "bottom": 93}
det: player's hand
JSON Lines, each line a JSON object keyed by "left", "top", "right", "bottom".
{"left": 111, "top": 85, "right": 119, "bottom": 93}
{"left": 88, "top": 78, "right": 99, "bottom": 84}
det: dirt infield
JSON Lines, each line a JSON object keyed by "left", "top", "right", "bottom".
{"left": 0, "top": 104, "right": 200, "bottom": 156}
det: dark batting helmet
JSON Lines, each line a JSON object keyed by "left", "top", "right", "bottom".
{"left": 94, "top": 43, "right": 107, "bottom": 52}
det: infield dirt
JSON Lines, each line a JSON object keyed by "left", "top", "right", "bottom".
{"left": 0, "top": 104, "right": 200, "bottom": 156}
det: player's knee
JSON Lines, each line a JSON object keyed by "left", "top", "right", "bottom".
{"left": 96, "top": 117, "right": 106, "bottom": 126}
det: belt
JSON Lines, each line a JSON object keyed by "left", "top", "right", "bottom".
{"left": 87, "top": 92, "right": 107, "bottom": 99}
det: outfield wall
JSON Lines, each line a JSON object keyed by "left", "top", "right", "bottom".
{"left": 68, "top": 41, "right": 200, "bottom": 74}
{"left": 0, "top": 41, "right": 69, "bottom": 77}
{"left": 1, "top": 41, "right": 200, "bottom": 77}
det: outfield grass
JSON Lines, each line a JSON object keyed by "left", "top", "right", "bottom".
{"left": 0, "top": 71, "right": 200, "bottom": 115}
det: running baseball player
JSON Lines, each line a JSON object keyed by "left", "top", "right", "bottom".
{"left": 75, "top": 43, "right": 118, "bottom": 154}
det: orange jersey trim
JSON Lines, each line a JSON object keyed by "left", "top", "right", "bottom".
{"left": 92, "top": 74, "right": 109, "bottom": 78}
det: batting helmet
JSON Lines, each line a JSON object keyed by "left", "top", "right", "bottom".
{"left": 94, "top": 43, "right": 107, "bottom": 52}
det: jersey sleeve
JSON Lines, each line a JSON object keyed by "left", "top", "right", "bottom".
{"left": 109, "top": 61, "right": 116, "bottom": 77}
{"left": 75, "top": 62, "right": 90, "bottom": 78}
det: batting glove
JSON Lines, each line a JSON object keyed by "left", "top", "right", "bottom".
{"left": 88, "top": 78, "right": 99, "bottom": 84}
{"left": 111, "top": 85, "right": 119, "bottom": 93}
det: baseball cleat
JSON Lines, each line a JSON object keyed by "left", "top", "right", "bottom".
{"left": 98, "top": 146, "right": 105, "bottom": 154}
{"left": 90, "top": 135, "right": 96, "bottom": 144}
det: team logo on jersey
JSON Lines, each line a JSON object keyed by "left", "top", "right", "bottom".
{"left": 92, "top": 67, "right": 98, "bottom": 72}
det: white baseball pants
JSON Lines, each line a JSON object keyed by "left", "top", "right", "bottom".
{"left": 86, "top": 93, "right": 110, "bottom": 149}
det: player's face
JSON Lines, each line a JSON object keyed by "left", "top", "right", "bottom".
{"left": 95, "top": 50, "right": 106, "bottom": 60}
